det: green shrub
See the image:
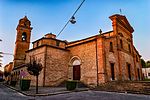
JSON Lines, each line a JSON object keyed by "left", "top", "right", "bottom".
{"left": 143, "top": 78, "right": 150, "bottom": 81}
{"left": 66, "top": 80, "right": 77, "bottom": 91}
{"left": 20, "top": 79, "right": 31, "bottom": 91}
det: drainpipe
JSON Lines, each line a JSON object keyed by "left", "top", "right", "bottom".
{"left": 103, "top": 37, "right": 107, "bottom": 82}
{"left": 116, "top": 36, "right": 121, "bottom": 81}
{"left": 131, "top": 39, "right": 137, "bottom": 80}
{"left": 95, "top": 38, "right": 99, "bottom": 86}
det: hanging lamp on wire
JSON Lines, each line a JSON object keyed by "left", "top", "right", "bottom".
{"left": 70, "top": 16, "right": 76, "bottom": 24}
{"left": 57, "top": 0, "right": 86, "bottom": 37}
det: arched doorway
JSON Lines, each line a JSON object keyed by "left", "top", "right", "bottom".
{"left": 69, "top": 56, "right": 81, "bottom": 81}
{"left": 73, "top": 60, "right": 81, "bottom": 80}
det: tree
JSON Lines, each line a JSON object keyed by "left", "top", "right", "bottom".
{"left": 141, "top": 59, "right": 146, "bottom": 68}
{"left": 26, "top": 59, "right": 42, "bottom": 94}
{"left": 146, "top": 61, "right": 150, "bottom": 68}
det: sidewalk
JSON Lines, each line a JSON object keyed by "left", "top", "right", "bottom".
{"left": 3, "top": 83, "right": 89, "bottom": 96}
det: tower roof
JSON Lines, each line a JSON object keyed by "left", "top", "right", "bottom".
{"left": 18, "top": 16, "right": 31, "bottom": 28}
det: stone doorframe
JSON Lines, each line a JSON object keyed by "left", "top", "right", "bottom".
{"left": 68, "top": 56, "right": 82, "bottom": 80}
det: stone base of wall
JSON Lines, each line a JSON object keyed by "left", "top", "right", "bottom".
{"left": 94, "top": 81, "right": 150, "bottom": 94}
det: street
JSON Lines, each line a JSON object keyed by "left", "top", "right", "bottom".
{"left": 0, "top": 83, "right": 150, "bottom": 100}
{"left": 36, "top": 91, "right": 150, "bottom": 100}
{"left": 0, "top": 83, "right": 32, "bottom": 100}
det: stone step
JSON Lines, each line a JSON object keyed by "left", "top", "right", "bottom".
{"left": 57, "top": 81, "right": 88, "bottom": 88}
{"left": 77, "top": 82, "right": 87, "bottom": 88}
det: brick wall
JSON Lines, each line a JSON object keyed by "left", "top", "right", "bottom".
{"left": 25, "top": 46, "right": 45, "bottom": 86}
{"left": 44, "top": 46, "right": 69, "bottom": 86}
{"left": 68, "top": 40, "right": 97, "bottom": 86}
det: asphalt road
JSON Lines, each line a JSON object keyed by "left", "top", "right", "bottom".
{"left": 36, "top": 91, "right": 150, "bottom": 100}
{"left": 0, "top": 83, "right": 33, "bottom": 100}
{"left": 0, "top": 83, "right": 150, "bottom": 100}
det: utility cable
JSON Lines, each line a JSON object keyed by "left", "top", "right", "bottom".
{"left": 57, "top": 0, "right": 86, "bottom": 37}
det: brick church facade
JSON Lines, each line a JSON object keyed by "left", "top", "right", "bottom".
{"left": 12, "top": 14, "right": 142, "bottom": 87}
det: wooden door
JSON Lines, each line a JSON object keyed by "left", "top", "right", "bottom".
{"left": 137, "top": 68, "right": 140, "bottom": 80}
{"left": 111, "top": 63, "right": 115, "bottom": 80}
{"left": 73, "top": 65, "right": 80, "bottom": 80}
{"left": 128, "top": 64, "right": 131, "bottom": 80}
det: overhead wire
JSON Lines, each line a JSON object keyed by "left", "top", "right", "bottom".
{"left": 56, "top": 0, "right": 86, "bottom": 38}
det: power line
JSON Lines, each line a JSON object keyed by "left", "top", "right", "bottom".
{"left": 56, "top": 0, "right": 86, "bottom": 38}
{"left": 0, "top": 52, "right": 14, "bottom": 56}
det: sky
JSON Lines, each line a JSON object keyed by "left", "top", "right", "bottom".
{"left": 0, "top": 0, "right": 150, "bottom": 71}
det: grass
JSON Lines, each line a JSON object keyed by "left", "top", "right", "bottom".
{"left": 143, "top": 78, "right": 150, "bottom": 81}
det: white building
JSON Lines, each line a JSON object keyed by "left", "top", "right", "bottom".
{"left": 142, "top": 68, "right": 150, "bottom": 79}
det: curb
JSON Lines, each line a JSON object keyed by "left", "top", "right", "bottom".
{"left": 93, "top": 89, "right": 150, "bottom": 95}
{"left": 3, "top": 84, "right": 89, "bottom": 96}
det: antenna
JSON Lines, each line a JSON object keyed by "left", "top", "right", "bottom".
{"left": 119, "top": 9, "right": 122, "bottom": 14}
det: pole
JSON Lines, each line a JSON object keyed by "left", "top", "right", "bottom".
{"left": 36, "top": 75, "right": 38, "bottom": 94}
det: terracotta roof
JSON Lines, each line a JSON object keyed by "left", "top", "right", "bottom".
{"left": 26, "top": 44, "right": 69, "bottom": 53}
{"left": 67, "top": 31, "right": 113, "bottom": 47}
{"left": 32, "top": 37, "right": 67, "bottom": 44}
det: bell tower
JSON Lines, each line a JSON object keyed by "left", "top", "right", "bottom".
{"left": 13, "top": 16, "right": 32, "bottom": 68}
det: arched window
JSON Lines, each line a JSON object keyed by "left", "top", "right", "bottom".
{"left": 128, "top": 44, "right": 131, "bottom": 53}
{"left": 109, "top": 42, "right": 113, "bottom": 52}
{"left": 120, "top": 39, "right": 123, "bottom": 49}
{"left": 22, "top": 32, "right": 27, "bottom": 41}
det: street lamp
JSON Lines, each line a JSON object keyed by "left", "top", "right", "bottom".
{"left": 56, "top": 0, "right": 86, "bottom": 37}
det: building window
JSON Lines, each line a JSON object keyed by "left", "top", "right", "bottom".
{"left": 120, "top": 39, "right": 123, "bottom": 49}
{"left": 109, "top": 42, "right": 113, "bottom": 52}
{"left": 110, "top": 63, "right": 115, "bottom": 80}
{"left": 128, "top": 44, "right": 131, "bottom": 53}
{"left": 22, "top": 32, "right": 27, "bottom": 41}
{"left": 148, "top": 73, "right": 150, "bottom": 76}
{"left": 118, "top": 33, "right": 123, "bottom": 37}
{"left": 37, "top": 41, "right": 39, "bottom": 47}
{"left": 136, "top": 55, "right": 139, "bottom": 62}
{"left": 56, "top": 41, "right": 60, "bottom": 46}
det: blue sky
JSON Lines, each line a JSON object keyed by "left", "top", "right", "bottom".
{"left": 0, "top": 0, "right": 150, "bottom": 70}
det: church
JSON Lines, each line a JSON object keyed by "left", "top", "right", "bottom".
{"left": 11, "top": 14, "right": 142, "bottom": 87}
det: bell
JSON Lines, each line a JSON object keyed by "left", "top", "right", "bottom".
{"left": 70, "top": 16, "right": 76, "bottom": 24}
